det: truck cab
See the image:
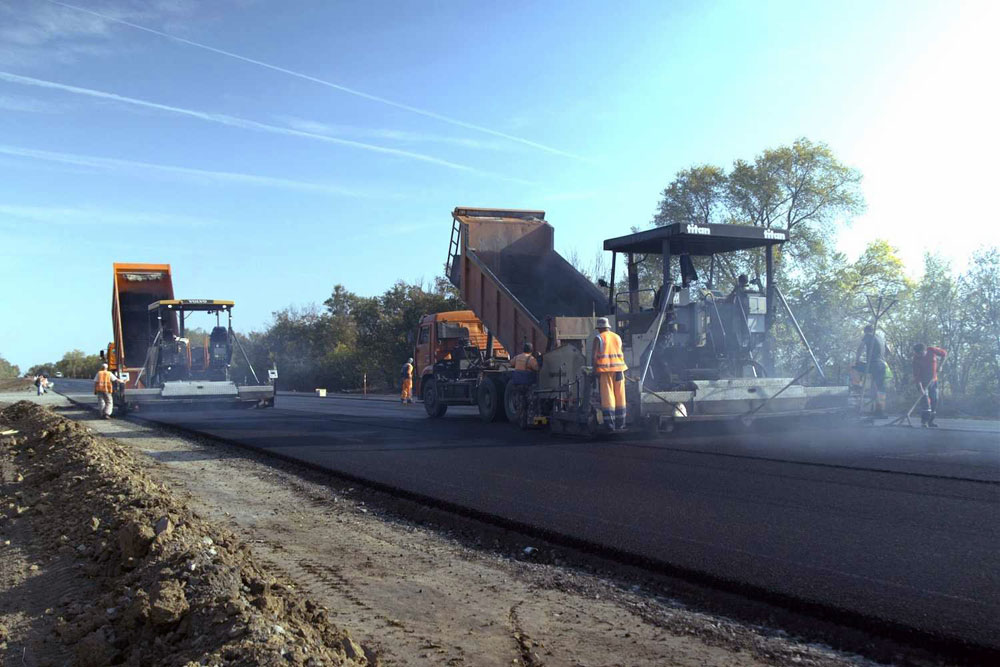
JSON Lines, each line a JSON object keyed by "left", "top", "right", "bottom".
{"left": 413, "top": 310, "right": 507, "bottom": 397}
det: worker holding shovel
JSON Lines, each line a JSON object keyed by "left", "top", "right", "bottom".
{"left": 912, "top": 343, "right": 947, "bottom": 427}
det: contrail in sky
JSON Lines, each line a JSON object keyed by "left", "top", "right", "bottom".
{"left": 0, "top": 144, "right": 382, "bottom": 197}
{"left": 44, "top": 0, "right": 586, "bottom": 161}
{"left": 0, "top": 71, "right": 532, "bottom": 182}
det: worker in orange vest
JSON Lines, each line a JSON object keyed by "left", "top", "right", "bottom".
{"left": 400, "top": 357, "right": 414, "bottom": 405}
{"left": 593, "top": 317, "right": 627, "bottom": 430}
{"left": 93, "top": 363, "right": 118, "bottom": 419}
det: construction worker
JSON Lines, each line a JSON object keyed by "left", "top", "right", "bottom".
{"left": 93, "top": 363, "right": 117, "bottom": 419}
{"left": 400, "top": 357, "right": 414, "bottom": 404}
{"left": 512, "top": 343, "right": 539, "bottom": 373}
{"left": 855, "top": 324, "right": 890, "bottom": 418}
{"left": 510, "top": 343, "right": 539, "bottom": 426}
{"left": 593, "top": 317, "right": 627, "bottom": 431}
{"left": 912, "top": 343, "right": 947, "bottom": 427}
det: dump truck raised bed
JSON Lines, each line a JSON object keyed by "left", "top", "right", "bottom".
{"left": 103, "top": 264, "right": 274, "bottom": 413}
{"left": 422, "top": 208, "right": 848, "bottom": 435}
{"left": 418, "top": 209, "right": 612, "bottom": 422}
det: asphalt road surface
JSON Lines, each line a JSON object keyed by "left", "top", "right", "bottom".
{"left": 57, "top": 380, "right": 1000, "bottom": 653}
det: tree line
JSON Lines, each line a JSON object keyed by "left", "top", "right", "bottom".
{"left": 231, "top": 278, "right": 462, "bottom": 392}
{"left": 19, "top": 138, "right": 997, "bottom": 416}
{"left": 18, "top": 350, "right": 105, "bottom": 380}
{"left": 0, "top": 354, "right": 20, "bottom": 379}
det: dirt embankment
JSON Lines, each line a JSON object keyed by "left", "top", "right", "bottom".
{"left": 0, "top": 378, "right": 35, "bottom": 393}
{"left": 0, "top": 401, "right": 373, "bottom": 666}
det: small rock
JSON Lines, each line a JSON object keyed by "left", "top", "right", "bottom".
{"left": 154, "top": 516, "right": 173, "bottom": 536}
{"left": 341, "top": 637, "right": 365, "bottom": 661}
{"left": 150, "top": 580, "right": 188, "bottom": 626}
{"left": 28, "top": 564, "right": 39, "bottom": 572}
{"left": 523, "top": 546, "right": 537, "bottom": 557}
{"left": 76, "top": 627, "right": 116, "bottom": 667}
{"left": 273, "top": 624, "right": 286, "bottom": 635}
{"left": 118, "top": 519, "right": 154, "bottom": 559}
{"left": 89, "top": 517, "right": 100, "bottom": 532}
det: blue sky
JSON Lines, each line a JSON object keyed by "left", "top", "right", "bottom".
{"left": 1, "top": 0, "right": 997, "bottom": 370}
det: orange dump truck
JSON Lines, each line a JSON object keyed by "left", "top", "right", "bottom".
{"left": 107, "top": 262, "right": 175, "bottom": 388}
{"left": 412, "top": 310, "right": 508, "bottom": 399}
{"left": 417, "top": 208, "right": 612, "bottom": 424}
{"left": 104, "top": 263, "right": 274, "bottom": 413}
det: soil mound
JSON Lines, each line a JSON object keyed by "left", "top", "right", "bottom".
{"left": 0, "top": 401, "right": 373, "bottom": 666}
{"left": 0, "top": 378, "right": 35, "bottom": 393}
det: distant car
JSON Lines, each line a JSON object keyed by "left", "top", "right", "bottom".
{"left": 54, "top": 371, "right": 63, "bottom": 378}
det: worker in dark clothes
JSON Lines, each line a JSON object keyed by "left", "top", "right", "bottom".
{"left": 855, "top": 324, "right": 891, "bottom": 417}
{"left": 510, "top": 343, "right": 539, "bottom": 427}
{"left": 511, "top": 343, "right": 539, "bottom": 373}
{"left": 912, "top": 343, "right": 947, "bottom": 427}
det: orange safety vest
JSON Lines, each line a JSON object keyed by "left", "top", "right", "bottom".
{"left": 593, "top": 330, "right": 627, "bottom": 373}
{"left": 94, "top": 370, "right": 114, "bottom": 394}
{"left": 401, "top": 363, "right": 413, "bottom": 380}
{"left": 512, "top": 353, "right": 538, "bottom": 371}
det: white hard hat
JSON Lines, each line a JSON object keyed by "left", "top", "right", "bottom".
{"left": 408, "top": 358, "right": 413, "bottom": 364}
{"left": 595, "top": 317, "right": 610, "bottom": 329}
{"left": 101, "top": 363, "right": 109, "bottom": 369}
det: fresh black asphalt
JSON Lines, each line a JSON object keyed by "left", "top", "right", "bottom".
{"left": 56, "top": 380, "right": 1000, "bottom": 652}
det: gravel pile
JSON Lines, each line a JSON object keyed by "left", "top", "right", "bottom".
{"left": 0, "top": 401, "right": 373, "bottom": 666}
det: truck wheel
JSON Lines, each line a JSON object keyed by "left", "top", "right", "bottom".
{"left": 503, "top": 381, "right": 520, "bottom": 423}
{"left": 477, "top": 376, "right": 507, "bottom": 422}
{"left": 423, "top": 379, "right": 447, "bottom": 418}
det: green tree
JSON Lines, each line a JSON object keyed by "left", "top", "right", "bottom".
{"left": 646, "top": 139, "right": 865, "bottom": 295}
{"left": 774, "top": 240, "right": 911, "bottom": 381}
{"left": 653, "top": 165, "right": 728, "bottom": 227}
{"left": 27, "top": 363, "right": 56, "bottom": 377}
{"left": 0, "top": 354, "right": 20, "bottom": 379}
{"left": 233, "top": 277, "right": 464, "bottom": 393}
{"left": 54, "top": 349, "right": 103, "bottom": 378}
{"left": 961, "top": 248, "right": 1000, "bottom": 411}
{"left": 727, "top": 138, "right": 864, "bottom": 260}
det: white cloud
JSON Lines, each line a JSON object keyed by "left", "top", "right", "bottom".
{"left": 282, "top": 117, "right": 519, "bottom": 153}
{"left": 0, "top": 144, "right": 385, "bottom": 198}
{"left": 0, "top": 71, "right": 530, "bottom": 179}
{"left": 44, "top": 0, "right": 586, "bottom": 161}
{"left": 0, "top": 0, "right": 190, "bottom": 66}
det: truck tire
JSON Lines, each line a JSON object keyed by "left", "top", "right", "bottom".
{"left": 503, "top": 381, "right": 519, "bottom": 423}
{"left": 477, "top": 376, "right": 507, "bottom": 422}
{"left": 423, "top": 378, "right": 447, "bottom": 418}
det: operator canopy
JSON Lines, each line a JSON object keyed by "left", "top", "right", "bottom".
{"left": 603, "top": 222, "right": 787, "bottom": 256}
{"left": 148, "top": 299, "right": 234, "bottom": 312}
